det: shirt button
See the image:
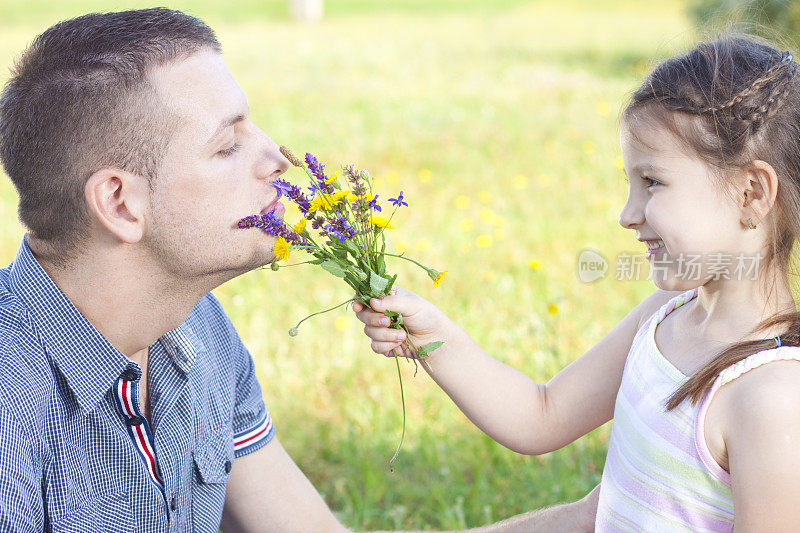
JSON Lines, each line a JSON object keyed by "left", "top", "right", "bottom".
{"left": 170, "top": 496, "right": 177, "bottom": 511}
{"left": 126, "top": 416, "right": 144, "bottom": 427}
{"left": 121, "top": 368, "right": 138, "bottom": 381}
{"left": 225, "top": 460, "right": 232, "bottom": 474}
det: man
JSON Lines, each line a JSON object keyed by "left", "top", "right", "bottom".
{"left": 0, "top": 8, "right": 598, "bottom": 531}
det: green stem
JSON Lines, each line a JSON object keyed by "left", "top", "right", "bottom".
{"left": 389, "top": 349, "right": 405, "bottom": 473}
{"left": 292, "top": 297, "right": 356, "bottom": 330}
{"left": 380, "top": 251, "right": 431, "bottom": 271}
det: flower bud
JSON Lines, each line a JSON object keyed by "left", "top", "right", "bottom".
{"left": 288, "top": 327, "right": 299, "bottom": 337}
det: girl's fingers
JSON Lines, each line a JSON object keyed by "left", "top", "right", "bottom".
{"left": 371, "top": 340, "right": 404, "bottom": 355}
{"left": 363, "top": 325, "right": 406, "bottom": 343}
{"left": 355, "top": 308, "right": 391, "bottom": 327}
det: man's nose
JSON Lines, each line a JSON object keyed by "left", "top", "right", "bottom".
{"left": 257, "top": 136, "right": 290, "bottom": 181}
{"left": 618, "top": 193, "right": 644, "bottom": 230}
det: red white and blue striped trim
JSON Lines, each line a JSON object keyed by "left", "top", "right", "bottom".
{"left": 113, "top": 377, "right": 164, "bottom": 491}
{"left": 233, "top": 410, "right": 273, "bottom": 455}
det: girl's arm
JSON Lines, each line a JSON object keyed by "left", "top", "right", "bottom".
{"left": 354, "top": 286, "right": 679, "bottom": 454}
{"left": 721, "top": 360, "right": 800, "bottom": 531}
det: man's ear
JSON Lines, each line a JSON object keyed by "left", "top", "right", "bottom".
{"left": 84, "top": 168, "right": 149, "bottom": 244}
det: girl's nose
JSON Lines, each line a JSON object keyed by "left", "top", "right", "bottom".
{"left": 618, "top": 195, "right": 644, "bottom": 229}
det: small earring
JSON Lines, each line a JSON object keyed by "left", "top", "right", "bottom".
{"left": 747, "top": 217, "right": 757, "bottom": 230}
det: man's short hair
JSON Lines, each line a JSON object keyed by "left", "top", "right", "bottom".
{"left": 0, "top": 8, "right": 221, "bottom": 262}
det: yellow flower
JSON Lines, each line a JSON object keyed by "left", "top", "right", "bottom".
{"left": 512, "top": 175, "right": 528, "bottom": 190}
{"left": 595, "top": 101, "right": 610, "bottom": 116}
{"left": 478, "top": 190, "right": 492, "bottom": 204}
{"left": 529, "top": 259, "right": 542, "bottom": 270}
{"left": 615, "top": 155, "right": 624, "bottom": 170}
{"left": 430, "top": 269, "right": 448, "bottom": 288}
{"left": 454, "top": 195, "right": 471, "bottom": 209}
{"left": 273, "top": 237, "right": 290, "bottom": 261}
{"left": 582, "top": 141, "right": 596, "bottom": 155}
{"left": 418, "top": 168, "right": 433, "bottom": 182}
{"left": 325, "top": 172, "right": 339, "bottom": 186}
{"left": 308, "top": 195, "right": 331, "bottom": 214}
{"left": 370, "top": 216, "right": 395, "bottom": 229}
{"left": 548, "top": 303, "right": 559, "bottom": 315}
{"left": 335, "top": 315, "right": 349, "bottom": 331}
{"left": 329, "top": 190, "right": 350, "bottom": 206}
{"left": 293, "top": 219, "right": 307, "bottom": 234}
{"left": 476, "top": 234, "right": 493, "bottom": 248}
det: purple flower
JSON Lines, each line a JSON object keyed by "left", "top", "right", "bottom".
{"left": 388, "top": 191, "right": 408, "bottom": 207}
{"left": 271, "top": 178, "right": 311, "bottom": 214}
{"left": 305, "top": 153, "right": 335, "bottom": 194}
{"left": 323, "top": 213, "right": 357, "bottom": 242}
{"left": 368, "top": 194, "right": 381, "bottom": 212}
{"left": 237, "top": 210, "right": 312, "bottom": 248}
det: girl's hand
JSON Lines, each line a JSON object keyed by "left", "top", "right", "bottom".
{"left": 352, "top": 285, "right": 448, "bottom": 358}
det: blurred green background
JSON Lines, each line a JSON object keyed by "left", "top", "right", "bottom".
{"left": 0, "top": 0, "right": 732, "bottom": 530}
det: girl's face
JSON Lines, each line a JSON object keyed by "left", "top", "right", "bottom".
{"left": 618, "top": 119, "right": 747, "bottom": 291}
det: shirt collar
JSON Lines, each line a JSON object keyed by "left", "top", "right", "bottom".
{"left": 8, "top": 235, "right": 204, "bottom": 413}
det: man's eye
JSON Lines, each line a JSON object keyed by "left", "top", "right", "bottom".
{"left": 218, "top": 142, "right": 240, "bottom": 158}
{"left": 642, "top": 176, "right": 661, "bottom": 187}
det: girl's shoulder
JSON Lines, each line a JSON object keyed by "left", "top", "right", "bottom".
{"left": 712, "top": 347, "right": 800, "bottom": 432}
{"left": 635, "top": 289, "right": 688, "bottom": 331}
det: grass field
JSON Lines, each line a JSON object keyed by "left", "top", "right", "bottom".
{"left": 0, "top": 0, "right": 694, "bottom": 529}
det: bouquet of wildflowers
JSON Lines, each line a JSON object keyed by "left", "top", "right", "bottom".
{"left": 237, "top": 146, "right": 446, "bottom": 470}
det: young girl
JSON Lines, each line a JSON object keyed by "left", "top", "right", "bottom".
{"left": 353, "top": 34, "right": 800, "bottom": 531}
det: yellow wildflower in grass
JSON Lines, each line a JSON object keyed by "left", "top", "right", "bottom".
{"left": 273, "top": 237, "right": 290, "bottom": 261}
{"left": 529, "top": 259, "right": 542, "bottom": 270}
{"left": 292, "top": 219, "right": 307, "bottom": 234}
{"left": 547, "top": 303, "right": 559, "bottom": 315}
{"left": 536, "top": 174, "right": 550, "bottom": 188}
{"left": 479, "top": 208, "right": 497, "bottom": 226}
{"left": 476, "top": 234, "right": 493, "bottom": 248}
{"left": 513, "top": 174, "right": 528, "bottom": 189}
{"left": 595, "top": 101, "right": 610, "bottom": 116}
{"left": 386, "top": 171, "right": 399, "bottom": 184}
{"left": 454, "top": 195, "right": 471, "bottom": 209}
{"left": 415, "top": 238, "right": 431, "bottom": 252}
{"left": 334, "top": 315, "right": 349, "bottom": 331}
{"left": 370, "top": 216, "right": 395, "bottom": 229}
{"left": 324, "top": 172, "right": 339, "bottom": 186}
{"left": 478, "top": 190, "right": 492, "bottom": 204}
{"left": 616, "top": 155, "right": 624, "bottom": 170}
{"left": 394, "top": 240, "right": 409, "bottom": 254}
{"left": 418, "top": 168, "right": 433, "bottom": 182}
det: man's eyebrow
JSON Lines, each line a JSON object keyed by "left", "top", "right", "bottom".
{"left": 205, "top": 112, "right": 247, "bottom": 146}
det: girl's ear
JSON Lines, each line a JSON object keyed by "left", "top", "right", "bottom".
{"left": 740, "top": 160, "right": 780, "bottom": 225}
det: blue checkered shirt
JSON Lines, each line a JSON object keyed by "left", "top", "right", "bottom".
{"left": 0, "top": 236, "right": 276, "bottom": 532}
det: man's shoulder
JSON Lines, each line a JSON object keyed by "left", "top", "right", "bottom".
{"left": 0, "top": 272, "right": 57, "bottom": 424}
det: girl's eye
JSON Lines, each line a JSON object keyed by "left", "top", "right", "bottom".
{"left": 218, "top": 142, "right": 240, "bottom": 158}
{"left": 642, "top": 176, "right": 661, "bottom": 188}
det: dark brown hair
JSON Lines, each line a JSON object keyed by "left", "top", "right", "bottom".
{"left": 621, "top": 33, "right": 800, "bottom": 410}
{"left": 0, "top": 8, "right": 221, "bottom": 265}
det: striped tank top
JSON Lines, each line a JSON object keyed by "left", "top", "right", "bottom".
{"left": 595, "top": 287, "right": 800, "bottom": 532}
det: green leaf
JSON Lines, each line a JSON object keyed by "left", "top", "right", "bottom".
{"left": 369, "top": 271, "right": 390, "bottom": 294}
{"left": 320, "top": 260, "right": 346, "bottom": 278}
{"left": 416, "top": 341, "right": 444, "bottom": 358}
{"left": 383, "top": 310, "right": 404, "bottom": 328}
{"left": 308, "top": 258, "right": 326, "bottom": 265}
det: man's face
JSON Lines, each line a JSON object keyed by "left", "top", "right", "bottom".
{"left": 142, "top": 48, "right": 289, "bottom": 284}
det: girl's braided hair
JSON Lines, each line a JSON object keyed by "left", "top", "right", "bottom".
{"left": 620, "top": 34, "right": 800, "bottom": 410}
